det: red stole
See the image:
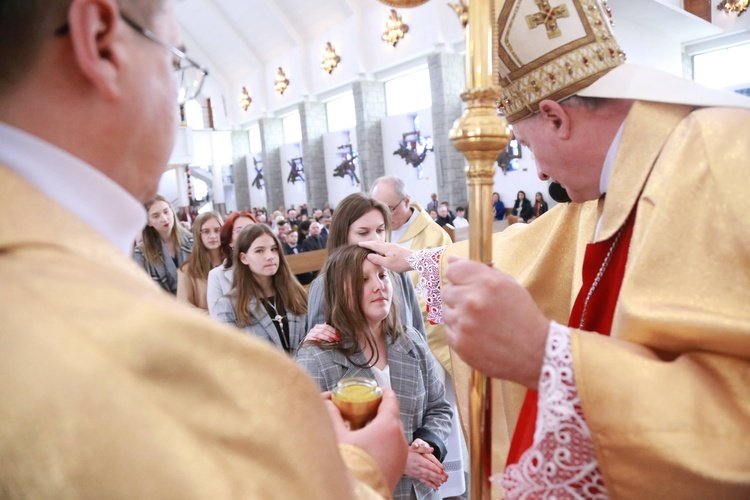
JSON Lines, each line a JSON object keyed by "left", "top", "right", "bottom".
{"left": 506, "top": 210, "right": 637, "bottom": 466}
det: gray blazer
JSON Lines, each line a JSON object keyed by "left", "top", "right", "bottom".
{"left": 133, "top": 235, "right": 193, "bottom": 295}
{"left": 307, "top": 271, "right": 427, "bottom": 339}
{"left": 214, "top": 295, "right": 308, "bottom": 356}
{"left": 206, "top": 262, "right": 233, "bottom": 319}
{"left": 296, "top": 326, "right": 452, "bottom": 500}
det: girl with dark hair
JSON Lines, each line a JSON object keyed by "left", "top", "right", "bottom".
{"left": 134, "top": 195, "right": 193, "bottom": 294}
{"left": 297, "top": 245, "right": 451, "bottom": 499}
{"left": 177, "top": 211, "right": 224, "bottom": 311}
{"left": 306, "top": 192, "right": 427, "bottom": 340}
{"left": 530, "top": 191, "right": 549, "bottom": 221}
{"left": 214, "top": 224, "right": 308, "bottom": 355}
{"left": 206, "top": 210, "right": 256, "bottom": 317}
{"left": 512, "top": 190, "right": 533, "bottom": 222}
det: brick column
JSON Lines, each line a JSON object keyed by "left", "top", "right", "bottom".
{"left": 259, "top": 117, "right": 285, "bottom": 212}
{"left": 428, "top": 52, "right": 468, "bottom": 208}
{"left": 299, "top": 101, "right": 329, "bottom": 210}
{"left": 231, "top": 130, "right": 251, "bottom": 211}
{"left": 353, "top": 81, "right": 387, "bottom": 193}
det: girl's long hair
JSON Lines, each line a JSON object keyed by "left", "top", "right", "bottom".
{"left": 220, "top": 210, "right": 257, "bottom": 269}
{"left": 181, "top": 211, "right": 224, "bottom": 280}
{"left": 326, "top": 193, "right": 391, "bottom": 251}
{"left": 314, "top": 245, "right": 402, "bottom": 368}
{"left": 141, "top": 195, "right": 191, "bottom": 266}
{"left": 229, "top": 224, "right": 307, "bottom": 327}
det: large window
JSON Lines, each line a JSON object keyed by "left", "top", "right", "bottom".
{"left": 693, "top": 41, "right": 750, "bottom": 90}
{"left": 385, "top": 66, "right": 432, "bottom": 116}
{"left": 282, "top": 111, "right": 302, "bottom": 144}
{"left": 326, "top": 91, "right": 356, "bottom": 132}
{"left": 184, "top": 99, "right": 205, "bottom": 129}
{"left": 248, "top": 125, "right": 262, "bottom": 154}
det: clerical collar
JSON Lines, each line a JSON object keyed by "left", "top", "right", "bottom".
{"left": 599, "top": 120, "right": 626, "bottom": 196}
{"left": 0, "top": 122, "right": 145, "bottom": 255}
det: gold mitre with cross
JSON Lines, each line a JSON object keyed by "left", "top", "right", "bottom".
{"left": 496, "top": 0, "right": 626, "bottom": 123}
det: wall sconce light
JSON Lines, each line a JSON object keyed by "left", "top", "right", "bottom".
{"left": 382, "top": 9, "right": 409, "bottom": 47}
{"left": 321, "top": 42, "right": 341, "bottom": 74}
{"left": 448, "top": 0, "right": 468, "bottom": 29}
{"left": 717, "top": 0, "right": 749, "bottom": 16}
{"left": 274, "top": 67, "right": 290, "bottom": 95}
{"left": 238, "top": 86, "right": 252, "bottom": 111}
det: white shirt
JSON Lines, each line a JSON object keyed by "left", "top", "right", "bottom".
{"left": 0, "top": 122, "right": 145, "bottom": 255}
{"left": 391, "top": 206, "right": 419, "bottom": 248}
{"left": 594, "top": 120, "right": 626, "bottom": 240}
{"left": 371, "top": 365, "right": 391, "bottom": 389}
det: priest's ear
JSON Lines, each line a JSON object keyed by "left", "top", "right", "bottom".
{"left": 537, "top": 99, "right": 571, "bottom": 140}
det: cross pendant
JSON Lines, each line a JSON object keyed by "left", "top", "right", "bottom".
{"left": 273, "top": 314, "right": 284, "bottom": 325}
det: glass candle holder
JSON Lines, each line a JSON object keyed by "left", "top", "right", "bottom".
{"left": 331, "top": 377, "right": 383, "bottom": 430}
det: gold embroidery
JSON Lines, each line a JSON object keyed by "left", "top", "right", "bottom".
{"left": 526, "top": 0, "right": 570, "bottom": 39}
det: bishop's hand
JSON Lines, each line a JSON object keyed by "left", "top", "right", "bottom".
{"left": 442, "top": 255, "right": 550, "bottom": 390}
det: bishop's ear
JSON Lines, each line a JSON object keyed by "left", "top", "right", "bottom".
{"left": 537, "top": 99, "right": 571, "bottom": 140}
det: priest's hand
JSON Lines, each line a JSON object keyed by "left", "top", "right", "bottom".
{"left": 358, "top": 241, "right": 414, "bottom": 273}
{"left": 324, "top": 389, "right": 408, "bottom": 493}
{"left": 442, "top": 255, "right": 549, "bottom": 390}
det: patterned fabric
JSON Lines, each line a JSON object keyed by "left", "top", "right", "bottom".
{"left": 296, "top": 326, "right": 452, "bottom": 500}
{"left": 406, "top": 246, "right": 445, "bottom": 325}
{"left": 496, "top": 0, "right": 624, "bottom": 123}
{"left": 133, "top": 235, "right": 193, "bottom": 294}
{"left": 498, "top": 321, "right": 606, "bottom": 499}
{"left": 213, "top": 295, "right": 308, "bottom": 356}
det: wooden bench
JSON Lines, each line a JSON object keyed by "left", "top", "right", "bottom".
{"left": 285, "top": 248, "right": 328, "bottom": 275}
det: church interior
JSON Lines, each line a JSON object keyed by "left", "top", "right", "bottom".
{"left": 163, "top": 0, "right": 750, "bottom": 216}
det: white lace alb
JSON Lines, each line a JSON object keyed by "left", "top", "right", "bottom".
{"left": 496, "top": 322, "right": 607, "bottom": 499}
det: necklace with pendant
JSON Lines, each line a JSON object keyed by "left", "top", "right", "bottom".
{"left": 267, "top": 296, "right": 285, "bottom": 328}
{"left": 267, "top": 296, "right": 290, "bottom": 352}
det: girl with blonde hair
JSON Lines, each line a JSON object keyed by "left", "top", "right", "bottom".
{"left": 177, "top": 211, "right": 224, "bottom": 311}
{"left": 134, "top": 195, "right": 193, "bottom": 294}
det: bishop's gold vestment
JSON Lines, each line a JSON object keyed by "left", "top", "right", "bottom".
{"left": 0, "top": 166, "right": 388, "bottom": 499}
{"left": 442, "top": 101, "right": 750, "bottom": 497}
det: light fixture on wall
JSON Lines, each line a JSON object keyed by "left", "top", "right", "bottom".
{"left": 717, "top": 0, "right": 749, "bottom": 16}
{"left": 382, "top": 9, "right": 409, "bottom": 47}
{"left": 238, "top": 86, "right": 252, "bottom": 111}
{"left": 448, "top": 0, "right": 468, "bottom": 29}
{"left": 321, "top": 42, "right": 341, "bottom": 74}
{"left": 274, "top": 67, "right": 290, "bottom": 94}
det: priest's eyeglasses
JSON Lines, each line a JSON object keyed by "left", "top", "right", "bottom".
{"left": 55, "top": 13, "right": 208, "bottom": 105}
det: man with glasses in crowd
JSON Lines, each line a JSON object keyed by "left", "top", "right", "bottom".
{"left": 0, "top": 0, "right": 406, "bottom": 497}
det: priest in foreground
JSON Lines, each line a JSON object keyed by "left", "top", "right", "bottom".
{"left": 0, "top": 0, "right": 406, "bottom": 497}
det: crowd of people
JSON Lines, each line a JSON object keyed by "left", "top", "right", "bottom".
{"left": 132, "top": 191, "right": 457, "bottom": 499}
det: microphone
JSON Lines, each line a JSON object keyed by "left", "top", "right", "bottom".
{"left": 548, "top": 182, "right": 571, "bottom": 203}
